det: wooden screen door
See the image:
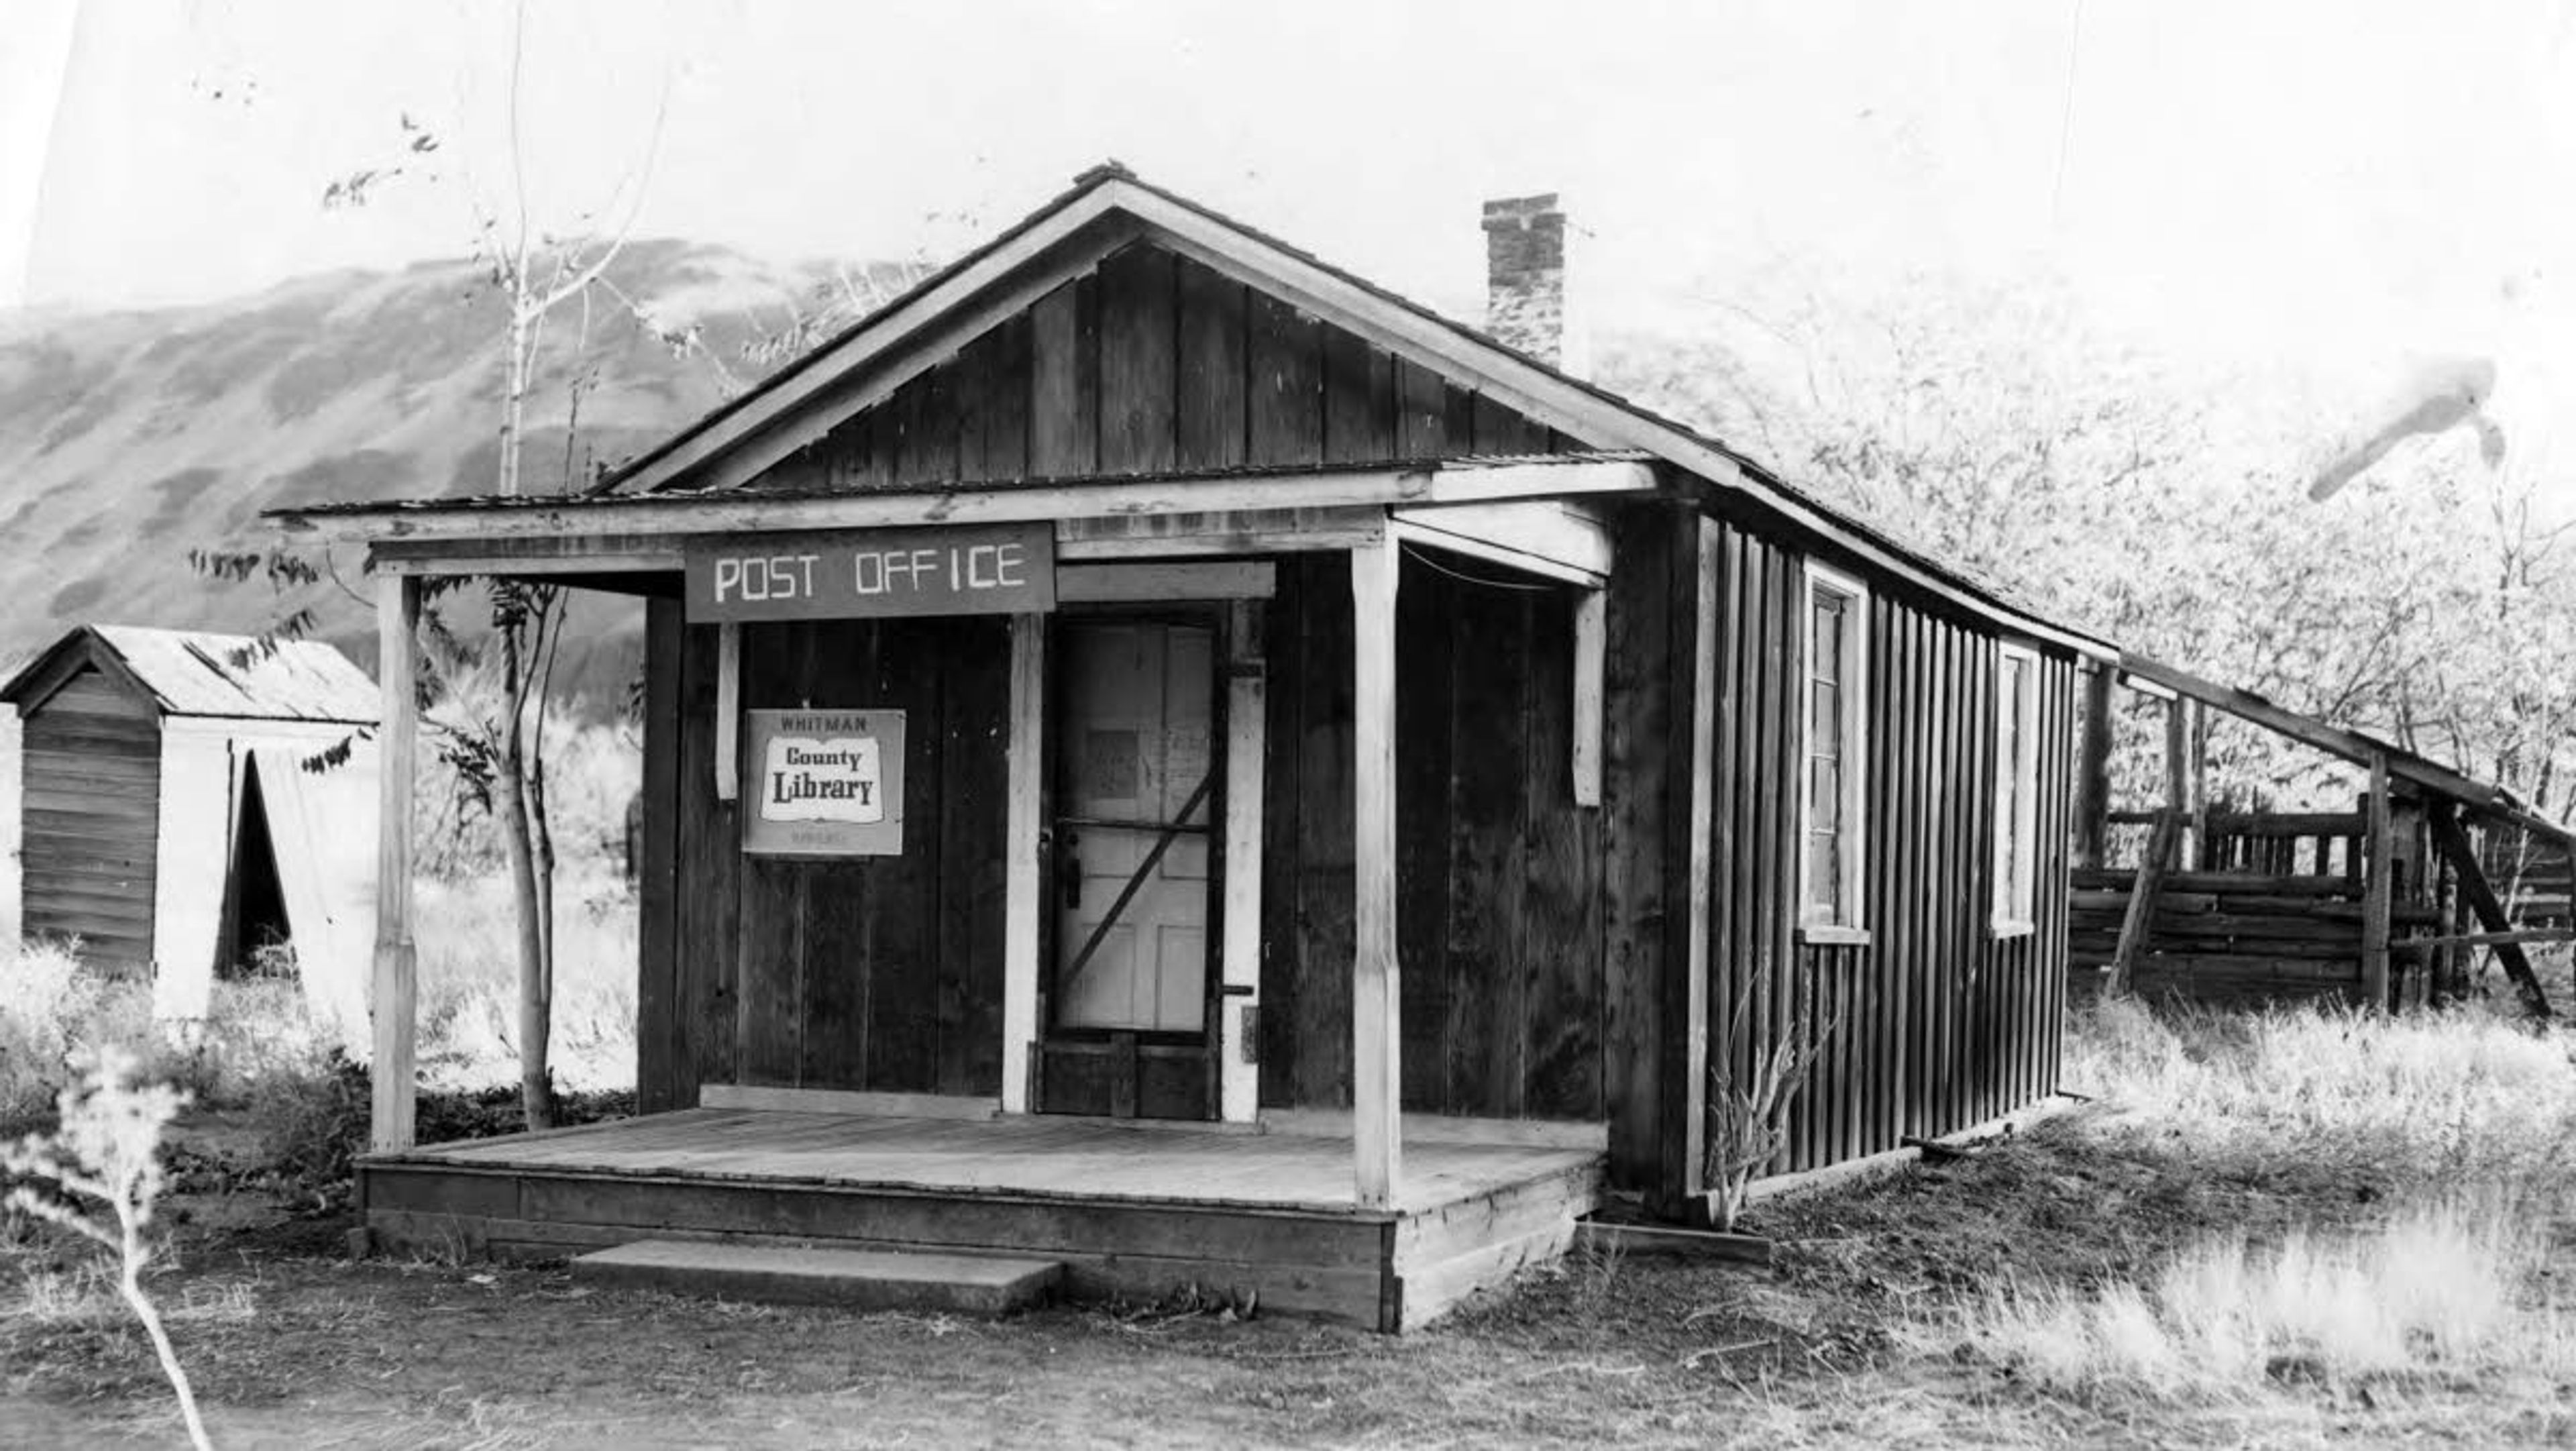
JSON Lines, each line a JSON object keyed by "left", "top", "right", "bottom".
{"left": 1036, "top": 615, "right": 1222, "bottom": 1118}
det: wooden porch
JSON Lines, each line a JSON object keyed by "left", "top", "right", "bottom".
{"left": 358, "top": 1107, "right": 1605, "bottom": 1332}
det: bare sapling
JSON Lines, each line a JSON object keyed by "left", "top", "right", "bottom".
{"left": 1703, "top": 987, "right": 1841, "bottom": 1232}
{"left": 3, "top": 1046, "right": 212, "bottom": 1450}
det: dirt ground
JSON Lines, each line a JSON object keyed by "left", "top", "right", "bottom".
{"left": 9, "top": 1104, "right": 2572, "bottom": 1450}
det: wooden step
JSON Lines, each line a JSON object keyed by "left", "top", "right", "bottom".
{"left": 571, "top": 1240, "right": 1063, "bottom": 1314}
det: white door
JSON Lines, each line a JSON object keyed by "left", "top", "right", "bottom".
{"left": 1052, "top": 619, "right": 1215, "bottom": 1034}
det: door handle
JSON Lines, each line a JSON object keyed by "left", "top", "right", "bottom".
{"left": 1057, "top": 828, "right": 1081, "bottom": 910}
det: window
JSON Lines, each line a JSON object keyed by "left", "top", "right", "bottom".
{"left": 1992, "top": 644, "right": 2041, "bottom": 933}
{"left": 1801, "top": 566, "right": 1868, "bottom": 932}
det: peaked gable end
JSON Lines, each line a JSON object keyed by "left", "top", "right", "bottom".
{"left": 742, "top": 241, "right": 1585, "bottom": 496}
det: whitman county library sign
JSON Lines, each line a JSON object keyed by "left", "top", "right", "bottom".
{"left": 685, "top": 523, "right": 1056, "bottom": 622}
{"left": 743, "top": 709, "right": 907, "bottom": 857}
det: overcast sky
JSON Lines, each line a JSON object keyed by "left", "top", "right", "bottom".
{"left": 7, "top": 0, "right": 2573, "bottom": 451}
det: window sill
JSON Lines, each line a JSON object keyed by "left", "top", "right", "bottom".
{"left": 1797, "top": 924, "right": 1874, "bottom": 948}
{"left": 1990, "top": 918, "right": 2037, "bottom": 940}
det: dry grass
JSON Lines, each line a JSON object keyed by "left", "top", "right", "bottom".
{"left": 1940, "top": 1197, "right": 2575, "bottom": 1397}
{"left": 1, "top": 944, "right": 341, "bottom": 1129}
{"left": 11, "top": 973, "right": 2576, "bottom": 1446}
{"left": 411, "top": 869, "right": 638, "bottom": 1094}
{"left": 1858, "top": 998, "right": 2576, "bottom": 1438}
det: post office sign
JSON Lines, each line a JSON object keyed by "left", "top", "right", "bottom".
{"left": 742, "top": 709, "right": 905, "bottom": 857}
{"left": 686, "top": 523, "right": 1055, "bottom": 622}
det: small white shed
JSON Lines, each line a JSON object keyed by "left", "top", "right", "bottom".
{"left": 0, "top": 625, "right": 380, "bottom": 1039}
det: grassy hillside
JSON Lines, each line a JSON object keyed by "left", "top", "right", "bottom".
{"left": 0, "top": 241, "right": 905, "bottom": 700}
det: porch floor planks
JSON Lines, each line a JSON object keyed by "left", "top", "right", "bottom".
{"left": 382, "top": 1108, "right": 1598, "bottom": 1215}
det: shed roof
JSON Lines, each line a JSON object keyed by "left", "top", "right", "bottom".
{"left": 0, "top": 625, "right": 379, "bottom": 724}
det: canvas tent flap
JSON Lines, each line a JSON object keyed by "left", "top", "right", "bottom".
{"left": 143, "top": 724, "right": 378, "bottom": 1045}
{"left": 253, "top": 739, "right": 379, "bottom": 1046}
{"left": 149, "top": 727, "right": 235, "bottom": 1022}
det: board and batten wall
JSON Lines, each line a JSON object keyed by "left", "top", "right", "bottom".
{"left": 637, "top": 606, "right": 1013, "bottom": 1112}
{"left": 15, "top": 667, "right": 160, "bottom": 971}
{"left": 1699, "top": 506, "right": 2076, "bottom": 1177}
{"left": 749, "top": 239, "right": 1586, "bottom": 497}
{"left": 1255, "top": 549, "right": 1607, "bottom": 1122}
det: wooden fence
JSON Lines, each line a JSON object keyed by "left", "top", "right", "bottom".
{"left": 2074, "top": 808, "right": 2431, "bottom": 1006}
{"left": 2074, "top": 660, "right": 2569, "bottom": 1016}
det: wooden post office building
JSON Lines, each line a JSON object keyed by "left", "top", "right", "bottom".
{"left": 278, "top": 166, "right": 2101, "bottom": 1328}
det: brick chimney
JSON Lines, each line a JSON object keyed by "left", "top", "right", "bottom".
{"left": 1482, "top": 193, "right": 1585, "bottom": 376}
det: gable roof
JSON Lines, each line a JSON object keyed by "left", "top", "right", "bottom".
{"left": 0, "top": 625, "right": 379, "bottom": 724}
{"left": 261, "top": 163, "right": 2106, "bottom": 655}
{"left": 580, "top": 163, "right": 2105, "bottom": 653}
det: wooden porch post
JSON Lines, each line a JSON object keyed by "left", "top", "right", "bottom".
{"left": 2074, "top": 663, "right": 2113, "bottom": 869}
{"left": 1000, "top": 614, "right": 1046, "bottom": 1114}
{"left": 1350, "top": 534, "right": 1402, "bottom": 1207}
{"left": 370, "top": 574, "right": 421, "bottom": 1152}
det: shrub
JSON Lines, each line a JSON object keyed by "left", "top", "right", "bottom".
{"left": 250, "top": 1049, "right": 372, "bottom": 1200}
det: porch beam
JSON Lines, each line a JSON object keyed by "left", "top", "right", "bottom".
{"left": 1350, "top": 533, "right": 1403, "bottom": 1207}
{"left": 1386, "top": 499, "right": 1611, "bottom": 586}
{"left": 290, "top": 458, "right": 1662, "bottom": 547}
{"left": 1060, "top": 562, "right": 1275, "bottom": 603}
{"left": 370, "top": 574, "right": 422, "bottom": 1152}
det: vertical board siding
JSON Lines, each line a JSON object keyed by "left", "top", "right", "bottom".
{"left": 17, "top": 667, "right": 161, "bottom": 969}
{"left": 1703, "top": 512, "right": 2073, "bottom": 1177}
{"left": 1256, "top": 552, "right": 1607, "bottom": 1120}
{"left": 653, "top": 616, "right": 1009, "bottom": 1107}
{"left": 780, "top": 243, "right": 1591, "bottom": 492}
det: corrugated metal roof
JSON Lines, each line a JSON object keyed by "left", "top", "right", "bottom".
{"left": 0, "top": 625, "right": 378, "bottom": 724}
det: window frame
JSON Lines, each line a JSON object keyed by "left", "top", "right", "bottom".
{"left": 1991, "top": 642, "right": 2042, "bottom": 936}
{"left": 1797, "top": 562, "right": 1870, "bottom": 938}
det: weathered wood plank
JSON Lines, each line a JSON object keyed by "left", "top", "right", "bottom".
{"left": 1323, "top": 330, "right": 1393, "bottom": 464}
{"left": 1175, "top": 260, "right": 1247, "bottom": 471}
{"left": 1599, "top": 504, "right": 1672, "bottom": 1189}
{"left": 1396, "top": 567, "right": 1455, "bottom": 1113}
{"left": 1246, "top": 293, "right": 1324, "bottom": 467}
{"left": 1097, "top": 246, "right": 1179, "bottom": 474}
{"left": 676, "top": 623, "right": 741, "bottom": 1093}
{"left": 637, "top": 597, "right": 683, "bottom": 1113}
{"left": 1656, "top": 516, "right": 1717, "bottom": 1216}
{"left": 1028, "top": 274, "right": 1098, "bottom": 476}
